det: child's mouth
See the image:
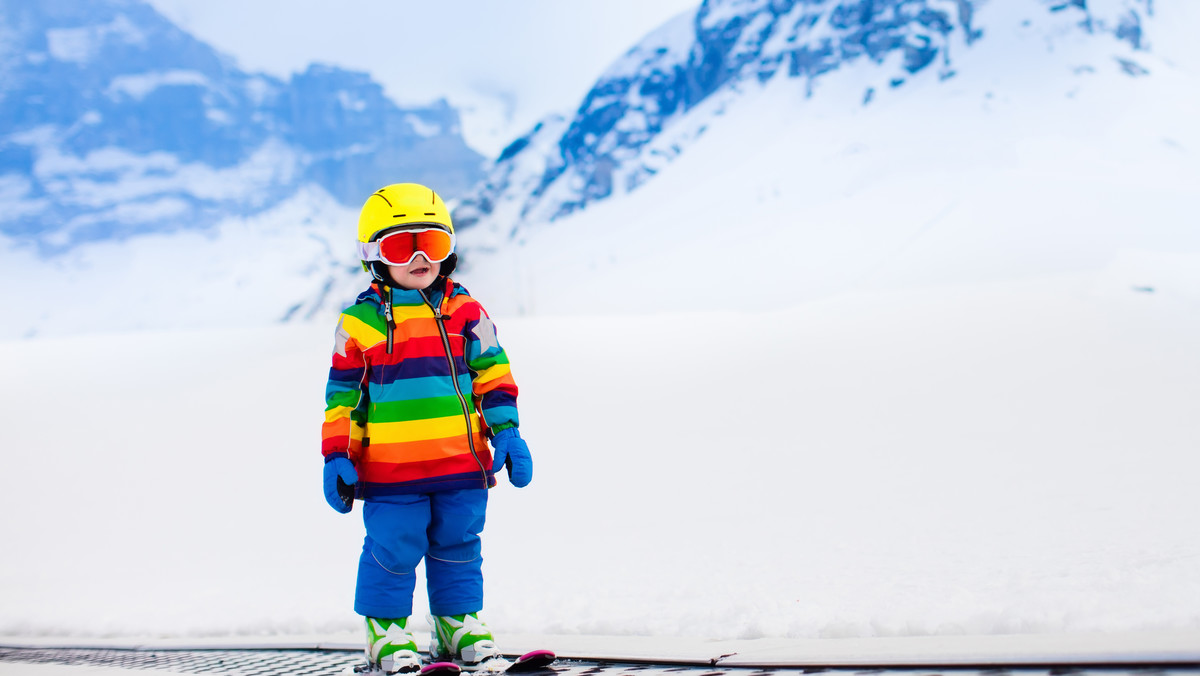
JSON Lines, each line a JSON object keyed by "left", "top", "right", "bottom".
{"left": 411, "top": 266, "right": 430, "bottom": 276}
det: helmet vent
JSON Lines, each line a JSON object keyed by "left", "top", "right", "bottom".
{"left": 394, "top": 214, "right": 407, "bottom": 217}
{"left": 424, "top": 212, "right": 437, "bottom": 216}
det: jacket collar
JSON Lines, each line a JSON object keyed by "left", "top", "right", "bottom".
{"left": 362, "top": 278, "right": 454, "bottom": 307}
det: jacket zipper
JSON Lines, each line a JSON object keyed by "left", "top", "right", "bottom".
{"left": 383, "top": 287, "right": 395, "bottom": 354}
{"left": 421, "top": 289, "right": 489, "bottom": 488}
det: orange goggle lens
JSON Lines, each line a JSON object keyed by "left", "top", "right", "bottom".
{"left": 374, "top": 228, "right": 455, "bottom": 266}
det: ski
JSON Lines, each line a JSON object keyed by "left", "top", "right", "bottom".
{"left": 452, "top": 650, "right": 556, "bottom": 674}
{"left": 346, "top": 649, "right": 554, "bottom": 674}
{"left": 505, "top": 650, "right": 556, "bottom": 673}
{"left": 342, "top": 660, "right": 460, "bottom": 676}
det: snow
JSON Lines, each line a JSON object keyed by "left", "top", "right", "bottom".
{"left": 0, "top": 175, "right": 46, "bottom": 222}
{"left": 45, "top": 15, "right": 147, "bottom": 64}
{"left": 1, "top": 270, "right": 1199, "bottom": 643}
{"left": 600, "top": 10, "right": 696, "bottom": 80}
{"left": 0, "top": 137, "right": 308, "bottom": 252}
{"left": 33, "top": 138, "right": 300, "bottom": 209}
{"left": 106, "top": 70, "right": 211, "bottom": 100}
{"left": 2, "top": 0, "right": 1199, "bottom": 653}
{"left": 337, "top": 90, "right": 368, "bottom": 113}
{"left": 0, "top": 186, "right": 359, "bottom": 339}
{"left": 456, "top": 0, "right": 1200, "bottom": 318}
{"left": 141, "top": 0, "right": 703, "bottom": 157}
{"left": 404, "top": 114, "right": 443, "bottom": 139}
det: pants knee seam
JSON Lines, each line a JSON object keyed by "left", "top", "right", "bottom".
{"left": 426, "top": 553, "right": 481, "bottom": 564}
{"left": 372, "top": 549, "right": 417, "bottom": 576}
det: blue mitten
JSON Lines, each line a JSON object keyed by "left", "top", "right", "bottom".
{"left": 491, "top": 427, "right": 532, "bottom": 488}
{"left": 323, "top": 456, "right": 359, "bottom": 513}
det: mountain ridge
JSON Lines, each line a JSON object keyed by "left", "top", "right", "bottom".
{"left": 0, "top": 0, "right": 485, "bottom": 253}
{"left": 3, "top": 0, "right": 1195, "bottom": 340}
{"left": 451, "top": 0, "right": 1157, "bottom": 246}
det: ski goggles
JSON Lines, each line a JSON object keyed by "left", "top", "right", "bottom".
{"left": 359, "top": 227, "right": 456, "bottom": 266}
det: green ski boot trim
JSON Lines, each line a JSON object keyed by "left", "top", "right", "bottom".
{"left": 429, "top": 613, "right": 507, "bottom": 670}
{"left": 365, "top": 617, "right": 422, "bottom": 674}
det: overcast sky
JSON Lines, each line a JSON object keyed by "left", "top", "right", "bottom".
{"left": 144, "top": 0, "right": 702, "bottom": 156}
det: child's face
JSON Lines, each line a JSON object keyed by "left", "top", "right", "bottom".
{"left": 387, "top": 254, "right": 441, "bottom": 290}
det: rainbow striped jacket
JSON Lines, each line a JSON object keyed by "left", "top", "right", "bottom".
{"left": 321, "top": 279, "right": 518, "bottom": 498}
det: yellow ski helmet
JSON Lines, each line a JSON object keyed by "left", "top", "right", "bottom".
{"left": 358, "top": 183, "right": 454, "bottom": 244}
{"left": 357, "top": 183, "right": 456, "bottom": 276}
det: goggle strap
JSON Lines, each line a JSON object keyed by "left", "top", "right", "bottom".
{"left": 358, "top": 241, "right": 382, "bottom": 262}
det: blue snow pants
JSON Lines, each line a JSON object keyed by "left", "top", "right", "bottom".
{"left": 354, "top": 488, "right": 488, "bottom": 618}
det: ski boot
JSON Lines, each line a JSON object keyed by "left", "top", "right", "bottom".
{"left": 359, "top": 617, "right": 423, "bottom": 674}
{"left": 429, "top": 613, "right": 510, "bottom": 673}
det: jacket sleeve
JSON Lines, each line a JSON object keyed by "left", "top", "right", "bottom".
{"left": 463, "top": 302, "right": 519, "bottom": 433}
{"left": 321, "top": 314, "right": 369, "bottom": 463}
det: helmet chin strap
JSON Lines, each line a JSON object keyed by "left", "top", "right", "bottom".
{"left": 368, "top": 261, "right": 391, "bottom": 286}
{"left": 438, "top": 253, "right": 458, "bottom": 279}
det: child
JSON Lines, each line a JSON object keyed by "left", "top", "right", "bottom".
{"left": 321, "top": 183, "right": 533, "bottom": 675}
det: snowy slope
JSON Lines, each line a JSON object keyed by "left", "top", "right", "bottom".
{"left": 0, "top": 186, "right": 363, "bottom": 338}
{"left": 1, "top": 273, "right": 1198, "bottom": 640}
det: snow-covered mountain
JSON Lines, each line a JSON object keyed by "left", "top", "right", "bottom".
{"left": 0, "top": 0, "right": 484, "bottom": 253}
{"left": 451, "top": 0, "right": 1199, "bottom": 317}
{"left": 454, "top": 0, "right": 1155, "bottom": 241}
{"left": 2, "top": 0, "right": 1196, "bottom": 339}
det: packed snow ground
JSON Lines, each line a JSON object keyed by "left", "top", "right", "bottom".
{"left": 2, "top": 270, "right": 1199, "bottom": 642}
{"left": 2, "top": 0, "right": 1199, "bottom": 648}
